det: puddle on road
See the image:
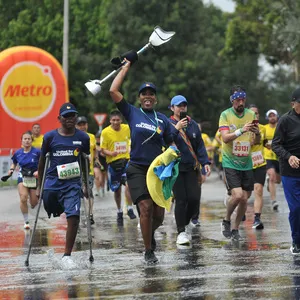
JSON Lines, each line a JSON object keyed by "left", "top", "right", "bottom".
{"left": 0, "top": 198, "right": 299, "bottom": 299}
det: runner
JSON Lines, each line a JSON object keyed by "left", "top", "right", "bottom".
{"left": 7, "top": 132, "right": 40, "bottom": 229}
{"left": 272, "top": 88, "right": 300, "bottom": 254}
{"left": 31, "top": 123, "right": 44, "bottom": 149}
{"left": 37, "top": 103, "right": 90, "bottom": 268}
{"left": 109, "top": 58, "right": 176, "bottom": 264}
{"left": 100, "top": 110, "right": 137, "bottom": 223}
{"left": 264, "top": 109, "right": 280, "bottom": 210}
{"left": 76, "top": 116, "right": 98, "bottom": 225}
{"left": 249, "top": 104, "right": 267, "bottom": 229}
{"left": 219, "top": 85, "right": 258, "bottom": 241}
{"left": 169, "top": 95, "right": 211, "bottom": 245}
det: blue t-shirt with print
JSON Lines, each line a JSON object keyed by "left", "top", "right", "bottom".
{"left": 116, "top": 99, "right": 174, "bottom": 166}
{"left": 41, "top": 129, "right": 90, "bottom": 190}
{"left": 12, "top": 147, "right": 41, "bottom": 173}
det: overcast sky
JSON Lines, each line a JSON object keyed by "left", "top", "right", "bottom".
{"left": 203, "top": 0, "right": 235, "bottom": 13}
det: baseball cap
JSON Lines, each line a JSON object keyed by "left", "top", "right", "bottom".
{"left": 77, "top": 116, "right": 88, "bottom": 124}
{"left": 59, "top": 103, "right": 78, "bottom": 116}
{"left": 292, "top": 88, "right": 300, "bottom": 102}
{"left": 169, "top": 95, "right": 188, "bottom": 108}
{"left": 266, "top": 109, "right": 278, "bottom": 117}
{"left": 138, "top": 82, "right": 157, "bottom": 94}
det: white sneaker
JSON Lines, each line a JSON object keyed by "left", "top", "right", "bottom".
{"left": 61, "top": 256, "right": 77, "bottom": 270}
{"left": 176, "top": 232, "right": 191, "bottom": 245}
{"left": 24, "top": 222, "right": 30, "bottom": 230}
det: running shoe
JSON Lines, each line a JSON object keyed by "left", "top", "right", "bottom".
{"left": 144, "top": 249, "right": 158, "bottom": 265}
{"left": 290, "top": 244, "right": 300, "bottom": 255}
{"left": 252, "top": 218, "right": 264, "bottom": 230}
{"left": 191, "top": 219, "right": 201, "bottom": 227}
{"left": 272, "top": 200, "right": 279, "bottom": 211}
{"left": 94, "top": 190, "right": 99, "bottom": 197}
{"left": 117, "top": 212, "right": 123, "bottom": 225}
{"left": 127, "top": 209, "right": 137, "bottom": 220}
{"left": 61, "top": 256, "right": 77, "bottom": 269}
{"left": 231, "top": 229, "right": 242, "bottom": 241}
{"left": 24, "top": 221, "right": 30, "bottom": 230}
{"left": 89, "top": 214, "right": 95, "bottom": 225}
{"left": 221, "top": 220, "right": 231, "bottom": 239}
{"left": 176, "top": 232, "right": 191, "bottom": 245}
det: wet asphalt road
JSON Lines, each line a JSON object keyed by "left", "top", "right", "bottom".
{"left": 0, "top": 172, "right": 299, "bottom": 300}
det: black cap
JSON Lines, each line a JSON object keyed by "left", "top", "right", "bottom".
{"left": 77, "top": 116, "right": 88, "bottom": 124}
{"left": 138, "top": 82, "right": 157, "bottom": 95}
{"left": 292, "top": 88, "right": 300, "bottom": 103}
{"left": 59, "top": 103, "right": 78, "bottom": 116}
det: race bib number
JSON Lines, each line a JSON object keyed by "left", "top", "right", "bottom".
{"left": 57, "top": 162, "right": 80, "bottom": 180}
{"left": 23, "top": 176, "right": 37, "bottom": 188}
{"left": 114, "top": 141, "right": 127, "bottom": 153}
{"left": 232, "top": 141, "right": 250, "bottom": 157}
{"left": 251, "top": 151, "right": 264, "bottom": 167}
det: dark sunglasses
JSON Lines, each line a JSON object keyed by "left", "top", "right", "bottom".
{"left": 176, "top": 103, "right": 187, "bottom": 107}
{"left": 61, "top": 113, "right": 78, "bottom": 118}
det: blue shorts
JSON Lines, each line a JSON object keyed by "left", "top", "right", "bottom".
{"left": 42, "top": 186, "right": 82, "bottom": 218}
{"left": 108, "top": 159, "right": 128, "bottom": 192}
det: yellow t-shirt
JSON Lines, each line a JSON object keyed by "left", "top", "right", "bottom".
{"left": 251, "top": 124, "right": 266, "bottom": 169}
{"left": 100, "top": 124, "right": 130, "bottom": 164}
{"left": 201, "top": 133, "right": 213, "bottom": 159}
{"left": 31, "top": 135, "right": 44, "bottom": 148}
{"left": 213, "top": 131, "right": 222, "bottom": 163}
{"left": 87, "top": 132, "right": 96, "bottom": 176}
{"left": 263, "top": 124, "right": 278, "bottom": 161}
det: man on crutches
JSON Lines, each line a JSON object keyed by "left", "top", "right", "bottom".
{"left": 36, "top": 103, "right": 90, "bottom": 269}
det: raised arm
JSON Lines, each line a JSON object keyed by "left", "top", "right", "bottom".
{"left": 109, "top": 59, "right": 131, "bottom": 103}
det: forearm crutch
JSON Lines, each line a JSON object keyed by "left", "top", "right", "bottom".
{"left": 25, "top": 152, "right": 50, "bottom": 266}
{"left": 81, "top": 153, "right": 94, "bottom": 262}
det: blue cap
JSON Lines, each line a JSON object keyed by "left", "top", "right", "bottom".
{"left": 138, "top": 82, "right": 157, "bottom": 94}
{"left": 59, "top": 103, "right": 78, "bottom": 116}
{"left": 169, "top": 95, "right": 188, "bottom": 107}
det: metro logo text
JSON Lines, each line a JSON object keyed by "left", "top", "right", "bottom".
{"left": 4, "top": 85, "right": 52, "bottom": 97}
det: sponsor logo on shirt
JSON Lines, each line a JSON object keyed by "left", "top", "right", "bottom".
{"left": 229, "top": 124, "right": 237, "bottom": 130}
{"left": 53, "top": 150, "right": 75, "bottom": 157}
{"left": 73, "top": 141, "right": 82, "bottom": 145}
{"left": 136, "top": 122, "right": 156, "bottom": 131}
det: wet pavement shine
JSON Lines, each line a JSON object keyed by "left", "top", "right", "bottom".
{"left": 0, "top": 172, "right": 299, "bottom": 299}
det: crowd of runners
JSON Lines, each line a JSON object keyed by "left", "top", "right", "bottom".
{"left": 3, "top": 60, "right": 300, "bottom": 265}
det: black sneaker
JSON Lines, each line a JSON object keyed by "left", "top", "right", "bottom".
{"left": 252, "top": 218, "right": 264, "bottom": 230}
{"left": 127, "top": 209, "right": 137, "bottom": 220}
{"left": 231, "top": 229, "right": 242, "bottom": 241}
{"left": 117, "top": 212, "right": 123, "bottom": 225}
{"left": 151, "top": 232, "right": 156, "bottom": 251}
{"left": 144, "top": 249, "right": 158, "bottom": 265}
{"left": 272, "top": 201, "right": 279, "bottom": 211}
{"left": 89, "top": 214, "right": 95, "bottom": 225}
{"left": 290, "top": 243, "right": 300, "bottom": 255}
{"left": 221, "top": 220, "right": 231, "bottom": 238}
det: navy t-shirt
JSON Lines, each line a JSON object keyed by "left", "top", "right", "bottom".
{"left": 41, "top": 129, "right": 90, "bottom": 190}
{"left": 116, "top": 99, "right": 174, "bottom": 166}
{"left": 12, "top": 147, "right": 41, "bottom": 173}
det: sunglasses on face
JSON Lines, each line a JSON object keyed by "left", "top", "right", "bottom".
{"left": 176, "top": 103, "right": 187, "bottom": 107}
{"left": 61, "top": 113, "right": 78, "bottom": 119}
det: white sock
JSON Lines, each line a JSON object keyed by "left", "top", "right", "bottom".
{"left": 127, "top": 206, "right": 133, "bottom": 211}
{"left": 118, "top": 208, "right": 123, "bottom": 213}
{"left": 23, "top": 213, "right": 29, "bottom": 223}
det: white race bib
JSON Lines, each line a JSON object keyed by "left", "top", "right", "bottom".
{"left": 232, "top": 141, "right": 250, "bottom": 157}
{"left": 114, "top": 141, "right": 127, "bottom": 153}
{"left": 57, "top": 162, "right": 81, "bottom": 180}
{"left": 251, "top": 151, "right": 264, "bottom": 167}
{"left": 23, "top": 176, "right": 37, "bottom": 188}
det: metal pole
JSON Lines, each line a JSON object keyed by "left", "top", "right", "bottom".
{"left": 62, "top": 0, "right": 69, "bottom": 81}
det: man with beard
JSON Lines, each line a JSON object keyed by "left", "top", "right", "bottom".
{"left": 264, "top": 109, "right": 280, "bottom": 210}
{"left": 37, "top": 103, "right": 90, "bottom": 269}
{"left": 219, "top": 85, "right": 258, "bottom": 240}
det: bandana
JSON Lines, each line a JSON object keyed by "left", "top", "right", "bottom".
{"left": 230, "top": 91, "right": 246, "bottom": 102}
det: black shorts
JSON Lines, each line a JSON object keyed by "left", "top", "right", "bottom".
{"left": 223, "top": 168, "right": 254, "bottom": 193}
{"left": 266, "top": 159, "right": 280, "bottom": 174}
{"left": 253, "top": 165, "right": 267, "bottom": 186}
{"left": 97, "top": 154, "right": 108, "bottom": 172}
{"left": 126, "top": 163, "right": 151, "bottom": 205}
